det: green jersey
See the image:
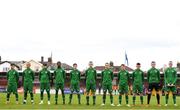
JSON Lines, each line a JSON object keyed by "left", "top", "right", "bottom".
{"left": 118, "top": 70, "right": 129, "bottom": 85}
{"left": 147, "top": 67, "right": 160, "bottom": 84}
{"left": 101, "top": 69, "right": 114, "bottom": 85}
{"left": 70, "top": 69, "right": 81, "bottom": 84}
{"left": 165, "top": 67, "right": 177, "bottom": 85}
{"left": 85, "top": 67, "right": 97, "bottom": 84}
{"left": 54, "top": 67, "right": 66, "bottom": 83}
{"left": 132, "top": 69, "right": 144, "bottom": 85}
{"left": 7, "top": 69, "right": 19, "bottom": 84}
{"left": 39, "top": 68, "right": 51, "bottom": 83}
{"left": 22, "top": 68, "right": 34, "bottom": 84}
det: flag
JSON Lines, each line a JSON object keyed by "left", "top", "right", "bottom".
{"left": 125, "top": 51, "right": 129, "bottom": 66}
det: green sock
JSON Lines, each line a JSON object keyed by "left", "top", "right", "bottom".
{"left": 165, "top": 94, "right": 169, "bottom": 104}
{"left": 125, "top": 95, "right": 128, "bottom": 104}
{"left": 119, "top": 95, "right": 122, "bottom": 104}
{"left": 86, "top": 96, "right": 89, "bottom": 104}
{"left": 24, "top": 92, "right": 27, "bottom": 100}
{"left": 140, "top": 96, "right": 143, "bottom": 104}
{"left": 47, "top": 91, "right": 50, "bottom": 101}
{"left": 40, "top": 91, "right": 44, "bottom": 100}
{"left": 7, "top": 93, "right": 10, "bottom": 101}
{"left": 173, "top": 94, "right": 176, "bottom": 104}
{"left": 133, "top": 96, "right": 136, "bottom": 105}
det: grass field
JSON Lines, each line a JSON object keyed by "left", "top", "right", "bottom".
{"left": 0, "top": 93, "right": 179, "bottom": 109}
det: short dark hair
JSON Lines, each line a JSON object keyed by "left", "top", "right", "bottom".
{"left": 10, "top": 63, "right": 15, "bottom": 66}
{"left": 151, "top": 61, "right": 156, "bottom": 64}
{"left": 136, "top": 63, "right": 141, "bottom": 65}
{"left": 89, "top": 61, "right": 93, "bottom": 64}
{"left": 43, "top": 63, "right": 47, "bottom": 66}
{"left": 169, "top": 61, "right": 173, "bottom": 63}
{"left": 121, "top": 64, "right": 125, "bottom": 66}
{"left": 73, "top": 63, "right": 77, "bottom": 66}
{"left": 57, "top": 61, "right": 61, "bottom": 64}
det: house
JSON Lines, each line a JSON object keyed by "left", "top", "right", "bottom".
{"left": 39, "top": 56, "right": 73, "bottom": 71}
{"left": 22, "top": 60, "right": 43, "bottom": 72}
{"left": 0, "top": 61, "right": 21, "bottom": 72}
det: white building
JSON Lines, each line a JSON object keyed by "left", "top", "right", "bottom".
{"left": 0, "top": 61, "right": 20, "bottom": 72}
{"left": 22, "top": 60, "right": 43, "bottom": 72}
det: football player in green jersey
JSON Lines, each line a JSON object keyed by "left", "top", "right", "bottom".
{"left": 54, "top": 61, "right": 66, "bottom": 105}
{"left": 6, "top": 64, "right": 19, "bottom": 104}
{"left": 101, "top": 63, "right": 114, "bottom": 106}
{"left": 85, "top": 61, "right": 97, "bottom": 105}
{"left": 117, "top": 64, "right": 130, "bottom": 107}
{"left": 68, "top": 63, "right": 81, "bottom": 104}
{"left": 147, "top": 61, "right": 161, "bottom": 106}
{"left": 164, "top": 61, "right": 177, "bottom": 106}
{"left": 22, "top": 63, "right": 35, "bottom": 104}
{"left": 39, "top": 64, "right": 51, "bottom": 105}
{"left": 132, "top": 63, "right": 144, "bottom": 106}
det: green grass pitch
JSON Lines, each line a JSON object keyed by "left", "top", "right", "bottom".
{"left": 0, "top": 93, "right": 179, "bottom": 109}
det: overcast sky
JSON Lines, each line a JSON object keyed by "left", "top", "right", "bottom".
{"left": 0, "top": 0, "right": 180, "bottom": 70}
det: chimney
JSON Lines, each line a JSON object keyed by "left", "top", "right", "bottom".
{"left": 110, "top": 61, "right": 114, "bottom": 67}
{"left": 41, "top": 56, "right": 44, "bottom": 63}
{"left": 177, "top": 62, "right": 180, "bottom": 71}
{"left": 48, "top": 57, "right": 52, "bottom": 64}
